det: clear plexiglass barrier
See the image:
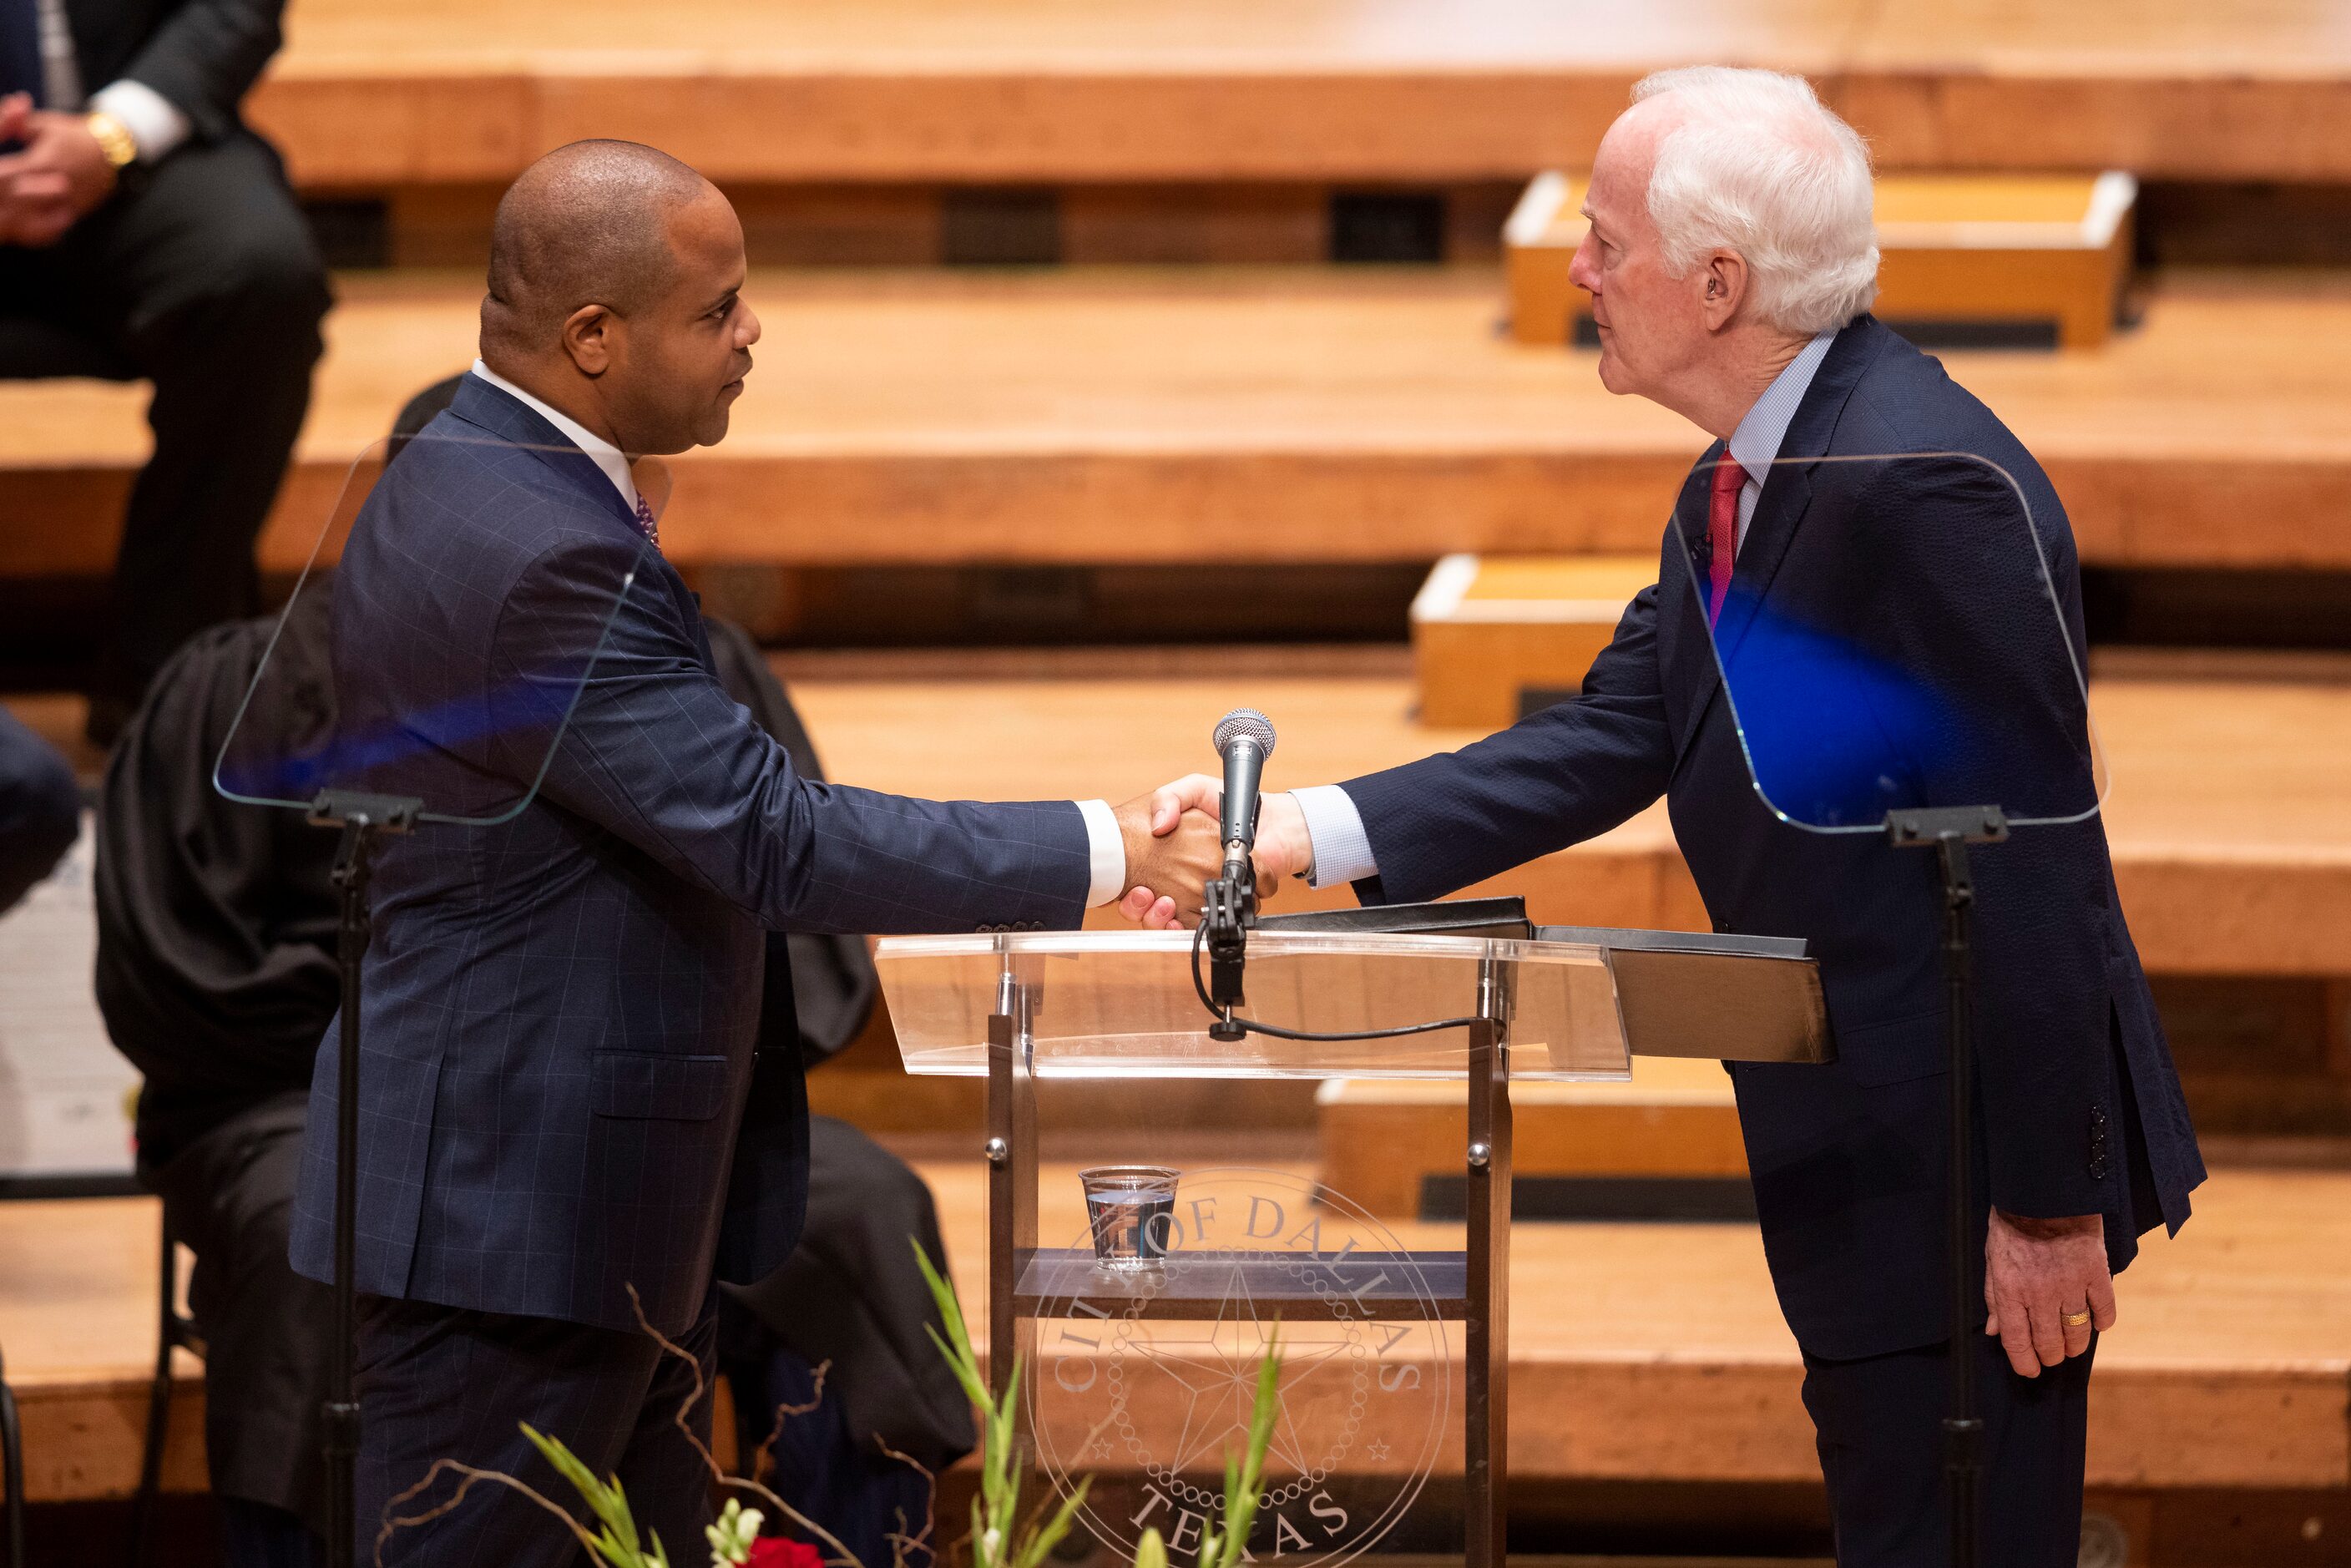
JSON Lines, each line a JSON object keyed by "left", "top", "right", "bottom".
{"left": 211, "top": 429, "right": 665, "bottom": 827}
{"left": 877, "top": 929, "right": 1631, "bottom": 1081}
{"left": 1668, "top": 450, "right": 2106, "bottom": 834}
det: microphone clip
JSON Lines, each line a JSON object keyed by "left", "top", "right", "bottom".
{"left": 1201, "top": 865, "right": 1256, "bottom": 1041}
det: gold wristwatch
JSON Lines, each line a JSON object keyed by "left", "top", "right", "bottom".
{"left": 84, "top": 109, "right": 139, "bottom": 170}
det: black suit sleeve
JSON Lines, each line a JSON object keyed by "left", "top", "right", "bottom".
{"left": 1338, "top": 579, "right": 1676, "bottom": 904}
{"left": 490, "top": 533, "right": 1094, "bottom": 936}
{"left": 118, "top": 0, "right": 286, "bottom": 142}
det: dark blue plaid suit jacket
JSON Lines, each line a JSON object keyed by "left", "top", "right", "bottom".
{"left": 1342, "top": 317, "right": 2204, "bottom": 1361}
{"left": 289, "top": 376, "right": 1091, "bottom": 1333}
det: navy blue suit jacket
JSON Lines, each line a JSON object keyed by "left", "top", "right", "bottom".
{"left": 1343, "top": 318, "right": 2204, "bottom": 1359}
{"left": 290, "top": 377, "right": 1092, "bottom": 1333}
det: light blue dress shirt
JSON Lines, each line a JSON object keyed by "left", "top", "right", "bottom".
{"left": 1292, "top": 330, "right": 1838, "bottom": 889}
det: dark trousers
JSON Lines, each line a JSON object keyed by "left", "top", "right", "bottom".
{"left": 147, "top": 1094, "right": 333, "bottom": 1543}
{"left": 356, "top": 1292, "right": 719, "bottom": 1567}
{"left": 1802, "top": 1332, "right": 2096, "bottom": 1567}
{"left": 0, "top": 129, "right": 329, "bottom": 711}
{"left": 0, "top": 705, "right": 77, "bottom": 913}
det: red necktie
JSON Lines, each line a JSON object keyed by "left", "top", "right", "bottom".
{"left": 1706, "top": 454, "right": 1743, "bottom": 625}
{"left": 633, "top": 493, "right": 660, "bottom": 548}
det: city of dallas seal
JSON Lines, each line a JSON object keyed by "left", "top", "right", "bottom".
{"left": 1027, "top": 1167, "right": 1449, "bottom": 1566}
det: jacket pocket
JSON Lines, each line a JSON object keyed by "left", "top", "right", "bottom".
{"left": 591, "top": 1051, "right": 731, "bottom": 1120}
{"left": 1832, "top": 1010, "right": 1947, "bottom": 1087}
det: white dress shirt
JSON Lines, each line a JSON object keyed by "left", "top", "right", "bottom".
{"left": 463, "top": 364, "right": 1128, "bottom": 908}
{"left": 1292, "top": 329, "right": 1839, "bottom": 889}
{"left": 33, "top": 0, "right": 194, "bottom": 161}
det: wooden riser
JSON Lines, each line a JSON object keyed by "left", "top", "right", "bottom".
{"left": 6, "top": 1166, "right": 2343, "bottom": 1504}
{"left": 1509, "top": 173, "right": 2135, "bottom": 352}
{"left": 8, "top": 270, "right": 2351, "bottom": 579}
{"left": 759, "top": 665, "right": 2351, "bottom": 982}
{"left": 1319, "top": 1065, "right": 1748, "bottom": 1220}
{"left": 238, "top": 3, "right": 2351, "bottom": 186}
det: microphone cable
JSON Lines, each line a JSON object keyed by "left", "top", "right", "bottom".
{"left": 1189, "top": 919, "right": 1486, "bottom": 1043}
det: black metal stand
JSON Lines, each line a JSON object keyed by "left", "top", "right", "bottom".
{"left": 309, "top": 791, "right": 418, "bottom": 1568}
{"left": 1887, "top": 804, "right": 2008, "bottom": 1568}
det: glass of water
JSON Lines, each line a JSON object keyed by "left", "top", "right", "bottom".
{"left": 1080, "top": 1165, "right": 1180, "bottom": 1272}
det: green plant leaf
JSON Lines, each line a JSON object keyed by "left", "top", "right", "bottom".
{"left": 1134, "top": 1526, "right": 1168, "bottom": 1568}
{"left": 1011, "top": 1477, "right": 1091, "bottom": 1568}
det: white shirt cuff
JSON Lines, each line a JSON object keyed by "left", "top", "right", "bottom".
{"left": 1290, "top": 784, "right": 1379, "bottom": 889}
{"left": 1074, "top": 798, "right": 1125, "bottom": 908}
{"left": 89, "top": 80, "right": 193, "bottom": 163}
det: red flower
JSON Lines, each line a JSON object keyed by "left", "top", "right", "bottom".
{"left": 748, "top": 1536, "right": 825, "bottom": 1568}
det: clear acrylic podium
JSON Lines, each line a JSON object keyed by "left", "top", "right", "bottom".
{"left": 877, "top": 926, "right": 1825, "bottom": 1568}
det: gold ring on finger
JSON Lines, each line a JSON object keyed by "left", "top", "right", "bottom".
{"left": 2060, "top": 1308, "right": 2092, "bottom": 1329}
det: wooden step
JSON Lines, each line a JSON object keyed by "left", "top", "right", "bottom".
{"left": 1412, "top": 554, "right": 1660, "bottom": 730}
{"left": 1509, "top": 171, "right": 2136, "bottom": 350}
{"left": 7, "top": 268, "right": 2351, "bottom": 579}
{"left": 1318, "top": 1060, "right": 1748, "bottom": 1220}
{"left": 5, "top": 1164, "right": 2342, "bottom": 1504}
{"left": 771, "top": 655, "right": 2351, "bottom": 980}
{"left": 241, "top": 1, "right": 2351, "bottom": 188}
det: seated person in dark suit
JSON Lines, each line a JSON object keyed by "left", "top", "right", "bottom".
{"left": 0, "top": 0, "right": 331, "bottom": 740}
{"left": 0, "top": 705, "right": 77, "bottom": 913}
{"left": 96, "top": 380, "right": 968, "bottom": 1565}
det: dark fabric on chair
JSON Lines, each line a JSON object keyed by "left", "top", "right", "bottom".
{"left": 145, "top": 1090, "right": 333, "bottom": 1537}
{"left": 0, "top": 706, "right": 78, "bottom": 918}
{"left": 719, "top": 1338, "right": 934, "bottom": 1568}
{"left": 95, "top": 597, "right": 341, "bottom": 1171}
{"left": 721, "top": 1116, "right": 976, "bottom": 1474}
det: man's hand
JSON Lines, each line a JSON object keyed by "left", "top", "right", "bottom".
{"left": 1114, "top": 773, "right": 1310, "bottom": 928}
{"left": 1110, "top": 790, "right": 1225, "bottom": 927}
{"left": 0, "top": 96, "right": 119, "bottom": 248}
{"left": 1984, "top": 1208, "right": 2115, "bottom": 1378}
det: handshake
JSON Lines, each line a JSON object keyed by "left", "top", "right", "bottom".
{"left": 1107, "top": 773, "right": 1315, "bottom": 930}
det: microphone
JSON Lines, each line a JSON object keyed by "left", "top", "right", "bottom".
{"left": 1212, "top": 708, "right": 1277, "bottom": 888}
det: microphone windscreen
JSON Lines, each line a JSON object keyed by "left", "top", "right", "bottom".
{"left": 1212, "top": 708, "right": 1277, "bottom": 758}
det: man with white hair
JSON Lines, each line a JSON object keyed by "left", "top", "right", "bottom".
{"left": 1135, "top": 67, "right": 2202, "bottom": 1563}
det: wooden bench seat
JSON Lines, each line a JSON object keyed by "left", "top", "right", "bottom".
{"left": 5, "top": 1164, "right": 2342, "bottom": 1504}
{"left": 7, "top": 267, "right": 2351, "bottom": 578}
{"left": 242, "top": 0, "right": 2351, "bottom": 186}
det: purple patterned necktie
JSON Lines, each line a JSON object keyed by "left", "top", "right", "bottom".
{"left": 632, "top": 492, "right": 660, "bottom": 548}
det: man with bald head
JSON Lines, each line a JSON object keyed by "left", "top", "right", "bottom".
{"left": 291, "top": 140, "right": 1221, "bottom": 1565}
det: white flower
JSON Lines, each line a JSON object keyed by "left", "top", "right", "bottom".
{"left": 706, "top": 1498, "right": 765, "bottom": 1565}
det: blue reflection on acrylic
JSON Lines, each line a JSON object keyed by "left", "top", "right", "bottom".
{"left": 1716, "top": 588, "right": 1962, "bottom": 830}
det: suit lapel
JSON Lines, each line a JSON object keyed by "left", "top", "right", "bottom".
{"left": 442, "top": 376, "right": 718, "bottom": 672}
{"left": 1666, "top": 318, "right": 1885, "bottom": 763}
{"left": 1716, "top": 321, "right": 1881, "bottom": 660}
